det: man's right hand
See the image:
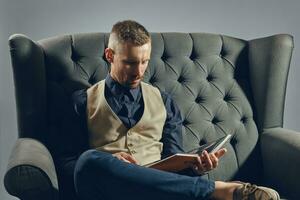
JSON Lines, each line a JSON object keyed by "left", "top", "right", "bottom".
{"left": 112, "top": 152, "right": 138, "bottom": 164}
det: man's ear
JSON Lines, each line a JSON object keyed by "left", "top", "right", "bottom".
{"left": 105, "top": 48, "right": 114, "bottom": 63}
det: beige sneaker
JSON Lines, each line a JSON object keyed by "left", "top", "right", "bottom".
{"left": 233, "top": 182, "right": 280, "bottom": 200}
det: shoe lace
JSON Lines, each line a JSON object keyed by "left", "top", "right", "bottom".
{"left": 242, "top": 183, "right": 258, "bottom": 200}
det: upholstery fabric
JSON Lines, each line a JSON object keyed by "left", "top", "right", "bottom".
{"left": 4, "top": 32, "right": 296, "bottom": 200}
{"left": 261, "top": 128, "right": 300, "bottom": 199}
{"left": 4, "top": 138, "right": 58, "bottom": 200}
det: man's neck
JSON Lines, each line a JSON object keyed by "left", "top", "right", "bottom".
{"left": 105, "top": 74, "right": 141, "bottom": 101}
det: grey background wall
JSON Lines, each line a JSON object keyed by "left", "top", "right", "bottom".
{"left": 1, "top": 0, "right": 299, "bottom": 199}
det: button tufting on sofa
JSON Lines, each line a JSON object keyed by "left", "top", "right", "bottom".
{"left": 240, "top": 116, "right": 247, "bottom": 123}
{"left": 177, "top": 76, "right": 185, "bottom": 83}
{"left": 182, "top": 120, "right": 189, "bottom": 126}
{"left": 223, "top": 94, "right": 231, "bottom": 101}
{"left": 211, "top": 117, "right": 219, "bottom": 124}
{"left": 206, "top": 74, "right": 214, "bottom": 82}
{"left": 149, "top": 77, "right": 156, "bottom": 84}
{"left": 195, "top": 96, "right": 204, "bottom": 104}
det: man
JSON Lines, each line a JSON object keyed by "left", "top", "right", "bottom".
{"left": 71, "top": 20, "right": 280, "bottom": 200}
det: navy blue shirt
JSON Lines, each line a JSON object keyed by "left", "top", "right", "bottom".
{"left": 72, "top": 74, "right": 184, "bottom": 159}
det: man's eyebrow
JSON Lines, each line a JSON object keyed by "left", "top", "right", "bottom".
{"left": 123, "top": 58, "right": 150, "bottom": 62}
{"left": 123, "top": 59, "right": 138, "bottom": 62}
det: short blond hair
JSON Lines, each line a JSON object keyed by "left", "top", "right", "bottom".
{"left": 108, "top": 20, "right": 151, "bottom": 51}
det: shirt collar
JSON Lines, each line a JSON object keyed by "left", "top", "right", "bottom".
{"left": 105, "top": 74, "right": 141, "bottom": 101}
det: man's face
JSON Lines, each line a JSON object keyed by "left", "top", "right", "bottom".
{"left": 105, "top": 42, "right": 151, "bottom": 88}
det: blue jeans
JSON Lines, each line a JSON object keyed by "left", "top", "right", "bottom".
{"left": 74, "top": 149, "right": 215, "bottom": 200}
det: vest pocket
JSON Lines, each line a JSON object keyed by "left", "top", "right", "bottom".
{"left": 89, "top": 130, "right": 123, "bottom": 148}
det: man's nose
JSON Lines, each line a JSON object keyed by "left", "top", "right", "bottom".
{"left": 133, "top": 65, "right": 143, "bottom": 77}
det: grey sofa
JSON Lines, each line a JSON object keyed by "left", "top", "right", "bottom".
{"left": 4, "top": 32, "right": 300, "bottom": 200}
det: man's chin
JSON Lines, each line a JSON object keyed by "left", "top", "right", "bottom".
{"left": 128, "top": 80, "right": 141, "bottom": 88}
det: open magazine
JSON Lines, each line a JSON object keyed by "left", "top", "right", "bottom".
{"left": 144, "top": 134, "right": 232, "bottom": 172}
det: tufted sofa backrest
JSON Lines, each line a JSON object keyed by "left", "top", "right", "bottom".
{"left": 36, "top": 32, "right": 260, "bottom": 182}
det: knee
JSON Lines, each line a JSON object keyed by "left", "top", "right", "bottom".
{"left": 74, "top": 150, "right": 95, "bottom": 184}
{"left": 75, "top": 149, "right": 110, "bottom": 178}
{"left": 74, "top": 150, "right": 111, "bottom": 197}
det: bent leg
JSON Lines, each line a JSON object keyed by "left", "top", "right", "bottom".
{"left": 74, "top": 149, "right": 215, "bottom": 200}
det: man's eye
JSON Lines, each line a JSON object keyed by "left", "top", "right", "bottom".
{"left": 123, "top": 60, "right": 148, "bottom": 65}
{"left": 124, "top": 61, "right": 136, "bottom": 65}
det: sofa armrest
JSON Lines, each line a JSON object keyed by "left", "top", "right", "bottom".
{"left": 9, "top": 34, "right": 47, "bottom": 138}
{"left": 248, "top": 34, "right": 294, "bottom": 132}
{"left": 4, "top": 138, "right": 59, "bottom": 200}
{"left": 261, "top": 127, "right": 300, "bottom": 199}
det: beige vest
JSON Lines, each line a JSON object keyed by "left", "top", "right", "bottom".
{"left": 86, "top": 80, "right": 167, "bottom": 165}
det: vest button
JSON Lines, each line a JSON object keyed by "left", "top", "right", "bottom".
{"left": 128, "top": 143, "right": 133, "bottom": 147}
{"left": 131, "top": 150, "right": 137, "bottom": 154}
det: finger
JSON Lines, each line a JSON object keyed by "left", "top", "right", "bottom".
{"left": 209, "top": 153, "right": 219, "bottom": 168}
{"left": 192, "top": 164, "right": 204, "bottom": 175}
{"left": 195, "top": 156, "right": 205, "bottom": 173}
{"left": 193, "top": 165, "right": 199, "bottom": 172}
{"left": 188, "top": 157, "right": 204, "bottom": 174}
{"left": 120, "top": 157, "right": 131, "bottom": 163}
{"left": 214, "top": 148, "right": 227, "bottom": 158}
{"left": 121, "top": 152, "right": 138, "bottom": 164}
{"left": 203, "top": 150, "right": 213, "bottom": 170}
{"left": 195, "top": 155, "right": 202, "bottom": 166}
{"left": 192, "top": 165, "right": 202, "bottom": 175}
{"left": 112, "top": 154, "right": 122, "bottom": 160}
{"left": 200, "top": 154, "right": 206, "bottom": 169}
{"left": 186, "top": 161, "right": 195, "bottom": 169}
{"left": 200, "top": 151, "right": 207, "bottom": 170}
{"left": 113, "top": 154, "right": 130, "bottom": 163}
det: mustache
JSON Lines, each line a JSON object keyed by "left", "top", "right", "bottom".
{"left": 130, "top": 75, "right": 143, "bottom": 81}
